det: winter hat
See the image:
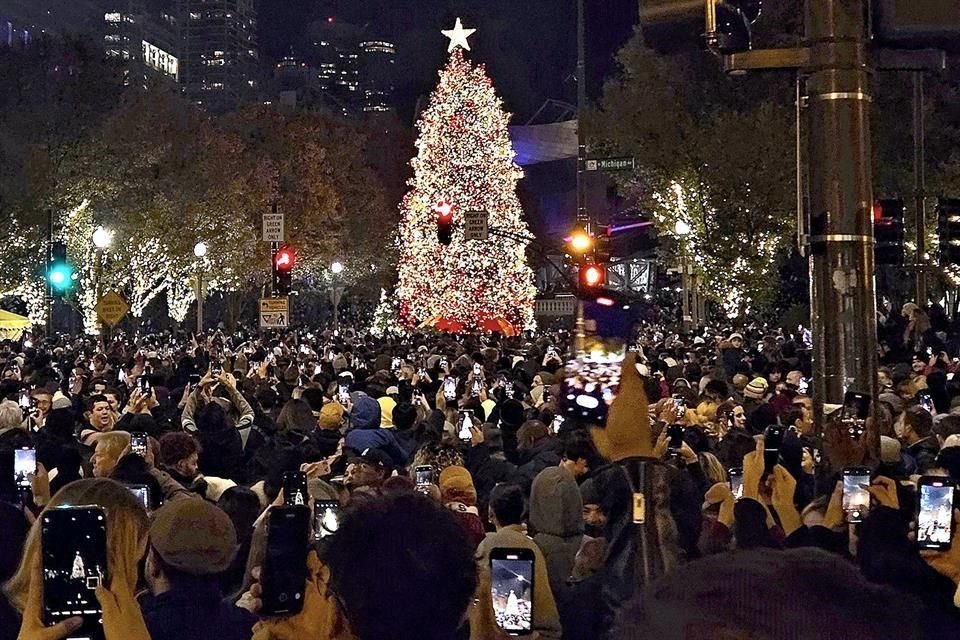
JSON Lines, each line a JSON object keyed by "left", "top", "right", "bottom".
{"left": 150, "top": 499, "right": 238, "bottom": 575}
{"left": 743, "top": 378, "right": 769, "bottom": 400}
{"left": 732, "top": 374, "right": 750, "bottom": 392}
{"left": 349, "top": 393, "right": 381, "bottom": 430}
{"left": 378, "top": 396, "right": 397, "bottom": 427}
{"left": 318, "top": 402, "right": 344, "bottom": 430}
{"left": 878, "top": 392, "right": 904, "bottom": 416}
{"left": 880, "top": 436, "right": 902, "bottom": 464}
{"left": 51, "top": 393, "right": 72, "bottom": 411}
{"left": 499, "top": 399, "right": 526, "bottom": 429}
{"left": 439, "top": 465, "right": 477, "bottom": 506}
{"left": 332, "top": 355, "right": 349, "bottom": 372}
{"left": 729, "top": 333, "right": 744, "bottom": 342}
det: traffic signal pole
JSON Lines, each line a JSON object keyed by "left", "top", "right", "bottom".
{"left": 804, "top": 0, "right": 878, "bottom": 419}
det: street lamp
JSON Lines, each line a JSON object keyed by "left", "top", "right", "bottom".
{"left": 673, "top": 220, "right": 694, "bottom": 328}
{"left": 91, "top": 227, "right": 112, "bottom": 339}
{"left": 330, "top": 261, "right": 345, "bottom": 332}
{"left": 194, "top": 242, "right": 207, "bottom": 334}
{"left": 92, "top": 226, "right": 112, "bottom": 250}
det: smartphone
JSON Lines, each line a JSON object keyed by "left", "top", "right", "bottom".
{"left": 41, "top": 506, "right": 108, "bottom": 639}
{"left": 842, "top": 467, "right": 872, "bottom": 523}
{"left": 917, "top": 477, "right": 956, "bottom": 551}
{"left": 211, "top": 363, "right": 223, "bottom": 378}
{"left": 473, "top": 363, "right": 482, "bottom": 376}
{"left": 728, "top": 467, "right": 744, "bottom": 499}
{"left": 282, "top": 471, "right": 309, "bottom": 507}
{"left": 136, "top": 377, "right": 151, "bottom": 394}
{"left": 313, "top": 500, "right": 342, "bottom": 541}
{"left": 391, "top": 357, "right": 402, "bottom": 371}
{"left": 18, "top": 390, "right": 30, "bottom": 410}
{"left": 414, "top": 465, "right": 434, "bottom": 487}
{"left": 188, "top": 373, "right": 201, "bottom": 389}
{"left": 125, "top": 484, "right": 151, "bottom": 511}
{"left": 841, "top": 391, "right": 870, "bottom": 438}
{"left": 471, "top": 379, "right": 482, "bottom": 396}
{"left": 458, "top": 410, "right": 474, "bottom": 443}
{"left": 504, "top": 381, "right": 514, "bottom": 398}
{"left": 261, "top": 505, "right": 311, "bottom": 616}
{"left": 444, "top": 376, "right": 457, "bottom": 401}
{"left": 130, "top": 433, "right": 148, "bottom": 458}
{"left": 672, "top": 394, "right": 686, "bottom": 421}
{"left": 490, "top": 547, "right": 535, "bottom": 636}
{"left": 797, "top": 378, "right": 809, "bottom": 395}
{"left": 667, "top": 424, "right": 684, "bottom": 451}
{"left": 541, "top": 387, "right": 551, "bottom": 403}
{"left": 14, "top": 447, "right": 36, "bottom": 489}
{"left": 917, "top": 390, "right": 935, "bottom": 415}
{"left": 763, "top": 425, "right": 784, "bottom": 474}
{"left": 559, "top": 349, "right": 625, "bottom": 426}
{"left": 338, "top": 384, "right": 350, "bottom": 405}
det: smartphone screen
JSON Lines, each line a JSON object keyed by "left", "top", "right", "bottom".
{"left": 282, "top": 471, "right": 309, "bottom": 507}
{"left": 338, "top": 384, "right": 350, "bottom": 405}
{"left": 261, "top": 505, "right": 310, "bottom": 616}
{"left": 18, "top": 390, "right": 30, "bottom": 409}
{"left": 14, "top": 447, "right": 36, "bottom": 489}
{"left": 842, "top": 468, "right": 871, "bottom": 523}
{"left": 444, "top": 377, "right": 457, "bottom": 401}
{"left": 728, "top": 467, "right": 744, "bottom": 499}
{"left": 126, "top": 484, "right": 151, "bottom": 511}
{"left": 918, "top": 478, "right": 956, "bottom": 550}
{"left": 841, "top": 392, "right": 870, "bottom": 438}
{"left": 917, "top": 391, "right": 935, "bottom": 415}
{"left": 672, "top": 395, "right": 686, "bottom": 421}
{"left": 130, "top": 433, "right": 148, "bottom": 458}
{"left": 314, "top": 500, "right": 341, "bottom": 541}
{"left": 559, "top": 349, "right": 625, "bottom": 426}
{"left": 490, "top": 548, "right": 535, "bottom": 635}
{"left": 414, "top": 465, "right": 434, "bottom": 486}
{"left": 667, "top": 424, "right": 684, "bottom": 451}
{"left": 458, "top": 410, "right": 474, "bottom": 442}
{"left": 41, "top": 507, "right": 108, "bottom": 639}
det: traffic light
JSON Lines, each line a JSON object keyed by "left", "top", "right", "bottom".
{"left": 938, "top": 198, "right": 960, "bottom": 266}
{"left": 567, "top": 224, "right": 593, "bottom": 258}
{"left": 273, "top": 245, "right": 295, "bottom": 296}
{"left": 435, "top": 200, "right": 454, "bottom": 246}
{"left": 47, "top": 242, "right": 74, "bottom": 296}
{"left": 873, "top": 199, "right": 905, "bottom": 266}
{"left": 638, "top": 0, "right": 761, "bottom": 55}
{"left": 579, "top": 263, "right": 606, "bottom": 291}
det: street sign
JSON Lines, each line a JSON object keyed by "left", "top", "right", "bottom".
{"left": 463, "top": 210, "right": 489, "bottom": 241}
{"left": 584, "top": 157, "right": 636, "bottom": 172}
{"left": 95, "top": 291, "right": 129, "bottom": 328}
{"left": 262, "top": 211, "right": 284, "bottom": 243}
{"left": 259, "top": 297, "right": 289, "bottom": 329}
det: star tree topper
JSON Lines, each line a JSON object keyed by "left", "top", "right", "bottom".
{"left": 442, "top": 17, "right": 476, "bottom": 53}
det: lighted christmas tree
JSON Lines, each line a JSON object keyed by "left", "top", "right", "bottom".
{"left": 395, "top": 19, "right": 536, "bottom": 334}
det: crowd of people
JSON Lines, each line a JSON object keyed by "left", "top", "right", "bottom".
{"left": 1, "top": 302, "right": 960, "bottom": 640}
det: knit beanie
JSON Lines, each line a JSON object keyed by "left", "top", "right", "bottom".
{"left": 378, "top": 396, "right": 397, "bottom": 427}
{"left": 743, "top": 377, "right": 769, "bottom": 400}
{"left": 439, "top": 465, "right": 477, "bottom": 506}
{"left": 318, "top": 402, "right": 344, "bottom": 430}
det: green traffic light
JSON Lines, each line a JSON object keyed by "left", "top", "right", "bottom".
{"left": 48, "top": 263, "right": 74, "bottom": 290}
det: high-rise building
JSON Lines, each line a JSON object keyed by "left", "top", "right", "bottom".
{"left": 103, "top": 0, "right": 180, "bottom": 85}
{"left": 178, "top": 0, "right": 259, "bottom": 111}
{"left": 285, "top": 18, "right": 395, "bottom": 116}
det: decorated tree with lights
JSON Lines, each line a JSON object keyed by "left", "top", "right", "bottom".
{"left": 395, "top": 20, "right": 536, "bottom": 333}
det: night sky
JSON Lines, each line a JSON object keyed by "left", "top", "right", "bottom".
{"left": 256, "top": 0, "right": 638, "bottom": 122}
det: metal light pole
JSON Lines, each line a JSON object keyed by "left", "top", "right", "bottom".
{"left": 674, "top": 220, "right": 693, "bottom": 330}
{"left": 573, "top": 0, "right": 588, "bottom": 356}
{"left": 92, "top": 226, "right": 111, "bottom": 340}
{"left": 330, "top": 261, "right": 345, "bottom": 333}
{"left": 194, "top": 242, "right": 207, "bottom": 335}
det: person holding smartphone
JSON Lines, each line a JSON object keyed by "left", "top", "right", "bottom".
{"left": 6, "top": 478, "right": 152, "bottom": 640}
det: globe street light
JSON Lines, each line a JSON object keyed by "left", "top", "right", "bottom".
{"left": 194, "top": 242, "right": 207, "bottom": 334}
{"left": 674, "top": 219, "right": 691, "bottom": 237}
{"left": 330, "top": 261, "right": 345, "bottom": 332}
{"left": 92, "top": 226, "right": 112, "bottom": 249}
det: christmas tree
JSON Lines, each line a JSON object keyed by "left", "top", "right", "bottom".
{"left": 395, "top": 19, "right": 536, "bottom": 334}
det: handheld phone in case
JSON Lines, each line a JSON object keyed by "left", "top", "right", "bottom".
{"left": 843, "top": 467, "right": 871, "bottom": 523}
{"left": 338, "top": 384, "right": 350, "bottom": 405}
{"left": 490, "top": 547, "right": 535, "bottom": 636}
{"left": 841, "top": 391, "right": 870, "bottom": 439}
{"left": 282, "top": 471, "right": 309, "bottom": 507}
{"left": 41, "top": 506, "right": 108, "bottom": 640}
{"left": 125, "top": 484, "right": 151, "bottom": 511}
{"left": 130, "top": 433, "right": 148, "bottom": 458}
{"left": 414, "top": 465, "right": 434, "bottom": 488}
{"left": 917, "top": 476, "right": 956, "bottom": 551}
{"left": 444, "top": 377, "right": 457, "bottom": 401}
{"left": 458, "top": 410, "right": 474, "bottom": 443}
{"left": 261, "top": 505, "right": 310, "bottom": 616}
{"left": 763, "top": 425, "right": 784, "bottom": 474}
{"left": 314, "top": 500, "right": 342, "bottom": 541}
{"left": 667, "top": 424, "right": 684, "bottom": 452}
{"left": 14, "top": 447, "right": 36, "bottom": 489}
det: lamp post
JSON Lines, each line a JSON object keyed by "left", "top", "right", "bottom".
{"left": 194, "top": 242, "right": 207, "bottom": 335}
{"left": 330, "top": 261, "right": 345, "bottom": 333}
{"left": 674, "top": 220, "right": 693, "bottom": 329}
{"left": 92, "top": 226, "right": 111, "bottom": 339}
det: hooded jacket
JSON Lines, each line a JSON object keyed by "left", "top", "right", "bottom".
{"left": 529, "top": 466, "right": 584, "bottom": 597}
{"left": 343, "top": 394, "right": 408, "bottom": 467}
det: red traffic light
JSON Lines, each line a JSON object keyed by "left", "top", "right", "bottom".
{"left": 274, "top": 247, "right": 295, "bottom": 270}
{"left": 435, "top": 200, "right": 453, "bottom": 219}
{"left": 581, "top": 264, "right": 604, "bottom": 287}
{"left": 435, "top": 199, "right": 454, "bottom": 246}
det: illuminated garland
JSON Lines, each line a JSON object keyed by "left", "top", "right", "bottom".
{"left": 395, "top": 49, "right": 536, "bottom": 332}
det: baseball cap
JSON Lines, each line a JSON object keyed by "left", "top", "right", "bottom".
{"left": 347, "top": 447, "right": 394, "bottom": 472}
